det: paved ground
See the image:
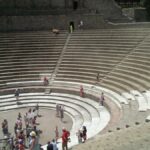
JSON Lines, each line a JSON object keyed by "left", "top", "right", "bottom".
{"left": 0, "top": 107, "right": 72, "bottom": 145}
{"left": 71, "top": 122, "right": 150, "bottom": 150}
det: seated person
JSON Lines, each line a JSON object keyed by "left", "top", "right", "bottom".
{"left": 52, "top": 28, "right": 60, "bottom": 35}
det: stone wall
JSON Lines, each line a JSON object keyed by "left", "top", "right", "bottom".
{"left": 123, "top": 8, "right": 147, "bottom": 22}
{"left": 0, "top": 0, "right": 128, "bottom": 21}
{"left": 0, "top": 0, "right": 130, "bottom": 31}
{"left": 0, "top": 14, "right": 108, "bottom": 32}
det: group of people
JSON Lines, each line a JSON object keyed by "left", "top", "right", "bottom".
{"left": 1, "top": 106, "right": 42, "bottom": 150}
{"left": 24, "top": 107, "right": 39, "bottom": 128}
{"left": 47, "top": 139, "right": 58, "bottom": 150}
{"left": 10, "top": 73, "right": 106, "bottom": 150}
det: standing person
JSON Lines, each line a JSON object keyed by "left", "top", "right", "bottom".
{"left": 78, "top": 20, "right": 83, "bottom": 29}
{"left": 47, "top": 141, "right": 53, "bottom": 150}
{"left": 100, "top": 92, "right": 105, "bottom": 106}
{"left": 29, "top": 131, "right": 40, "bottom": 150}
{"left": 43, "top": 77, "right": 49, "bottom": 86}
{"left": 18, "top": 139, "right": 25, "bottom": 150}
{"left": 2, "top": 119, "right": 9, "bottom": 137}
{"left": 82, "top": 126, "right": 87, "bottom": 143}
{"left": 15, "top": 88, "right": 20, "bottom": 103}
{"left": 76, "top": 129, "right": 82, "bottom": 143}
{"left": 96, "top": 72, "right": 100, "bottom": 82}
{"left": 62, "top": 128, "right": 70, "bottom": 150}
{"left": 60, "top": 105, "right": 64, "bottom": 122}
{"left": 80, "top": 85, "right": 84, "bottom": 97}
{"left": 55, "top": 126, "right": 59, "bottom": 143}
{"left": 18, "top": 112, "right": 22, "bottom": 119}
{"left": 56, "top": 104, "right": 59, "bottom": 117}
{"left": 69, "top": 25, "right": 73, "bottom": 33}
{"left": 51, "top": 139, "right": 58, "bottom": 150}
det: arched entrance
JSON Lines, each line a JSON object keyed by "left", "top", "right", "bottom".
{"left": 73, "top": 0, "right": 78, "bottom": 10}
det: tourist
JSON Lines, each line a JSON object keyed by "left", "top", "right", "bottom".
{"left": 18, "top": 112, "right": 22, "bottom": 119}
{"left": 60, "top": 105, "right": 64, "bottom": 122}
{"left": 55, "top": 126, "right": 59, "bottom": 142}
{"left": 76, "top": 129, "right": 82, "bottom": 143}
{"left": 35, "top": 104, "right": 40, "bottom": 117}
{"left": 62, "top": 128, "right": 70, "bottom": 150}
{"left": 43, "top": 77, "right": 49, "bottom": 86}
{"left": 14, "top": 123, "right": 18, "bottom": 136}
{"left": 18, "top": 130, "right": 26, "bottom": 148}
{"left": 78, "top": 20, "right": 83, "bottom": 29}
{"left": 18, "top": 139, "right": 25, "bottom": 150}
{"left": 56, "top": 104, "right": 60, "bottom": 117}
{"left": 100, "top": 92, "right": 105, "bottom": 106}
{"left": 16, "top": 117, "right": 22, "bottom": 130}
{"left": 96, "top": 72, "right": 100, "bottom": 82}
{"left": 82, "top": 126, "right": 87, "bottom": 143}
{"left": 69, "top": 25, "right": 73, "bottom": 33}
{"left": 52, "top": 28, "right": 60, "bottom": 35}
{"left": 80, "top": 85, "right": 84, "bottom": 97}
{"left": 51, "top": 139, "right": 58, "bottom": 150}
{"left": 15, "top": 88, "right": 20, "bottom": 103}
{"left": 29, "top": 131, "right": 39, "bottom": 150}
{"left": 2, "top": 119, "right": 9, "bottom": 136}
{"left": 47, "top": 141, "right": 53, "bottom": 150}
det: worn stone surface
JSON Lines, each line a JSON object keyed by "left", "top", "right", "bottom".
{"left": 72, "top": 123, "right": 150, "bottom": 150}
{"left": 0, "top": 108, "right": 72, "bottom": 145}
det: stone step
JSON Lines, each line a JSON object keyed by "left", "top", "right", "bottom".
{"left": 52, "top": 81, "right": 125, "bottom": 106}
{"left": 130, "top": 90, "right": 148, "bottom": 111}
{"left": 0, "top": 92, "right": 110, "bottom": 150}
{"left": 102, "top": 74, "right": 148, "bottom": 90}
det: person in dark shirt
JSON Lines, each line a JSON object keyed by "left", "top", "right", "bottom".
{"left": 47, "top": 141, "right": 53, "bottom": 150}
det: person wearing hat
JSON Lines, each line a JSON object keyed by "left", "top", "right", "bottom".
{"left": 29, "top": 131, "right": 40, "bottom": 150}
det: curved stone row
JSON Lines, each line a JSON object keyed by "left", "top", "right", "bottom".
{"left": 52, "top": 81, "right": 149, "bottom": 124}
{"left": 0, "top": 28, "right": 150, "bottom": 149}
{"left": 55, "top": 29, "right": 150, "bottom": 94}
{"left": 0, "top": 92, "right": 110, "bottom": 150}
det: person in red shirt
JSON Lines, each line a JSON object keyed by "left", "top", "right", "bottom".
{"left": 62, "top": 128, "right": 70, "bottom": 150}
{"left": 80, "top": 85, "right": 84, "bottom": 97}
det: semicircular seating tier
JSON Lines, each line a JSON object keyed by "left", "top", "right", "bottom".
{"left": 0, "top": 28, "right": 150, "bottom": 149}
